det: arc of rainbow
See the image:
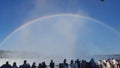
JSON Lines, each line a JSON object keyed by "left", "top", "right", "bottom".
{"left": 0, "top": 14, "right": 120, "bottom": 46}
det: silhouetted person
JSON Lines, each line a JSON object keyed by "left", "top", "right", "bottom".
{"left": 59, "top": 63, "right": 64, "bottom": 68}
{"left": 38, "top": 63, "right": 42, "bottom": 68}
{"left": 50, "top": 60, "right": 55, "bottom": 68}
{"left": 31, "top": 62, "right": 36, "bottom": 68}
{"left": 21, "top": 60, "right": 30, "bottom": 68}
{"left": 75, "top": 61, "right": 78, "bottom": 68}
{"left": 117, "top": 60, "right": 120, "bottom": 68}
{"left": 1, "top": 61, "right": 12, "bottom": 68}
{"left": 42, "top": 62, "right": 46, "bottom": 68}
{"left": 89, "top": 58, "right": 96, "bottom": 68}
{"left": 19, "top": 65, "right": 22, "bottom": 68}
{"left": 70, "top": 60, "right": 75, "bottom": 68}
{"left": 81, "top": 60, "right": 87, "bottom": 68}
{"left": 76, "top": 59, "right": 81, "bottom": 68}
{"left": 63, "top": 59, "right": 68, "bottom": 68}
{"left": 12, "top": 62, "right": 18, "bottom": 68}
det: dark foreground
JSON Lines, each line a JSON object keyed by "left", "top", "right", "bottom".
{"left": 0, "top": 58, "right": 120, "bottom": 68}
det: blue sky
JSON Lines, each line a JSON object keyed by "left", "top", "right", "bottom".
{"left": 0, "top": 0, "right": 120, "bottom": 42}
{"left": 0, "top": 0, "right": 120, "bottom": 55}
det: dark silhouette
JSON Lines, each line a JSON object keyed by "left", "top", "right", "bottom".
{"left": 12, "top": 62, "right": 18, "bottom": 68}
{"left": 1, "top": 61, "right": 12, "bottom": 68}
{"left": 63, "top": 59, "right": 68, "bottom": 68}
{"left": 59, "top": 63, "right": 64, "bottom": 68}
{"left": 21, "top": 60, "right": 30, "bottom": 68}
{"left": 50, "top": 60, "right": 55, "bottom": 68}
{"left": 2, "top": 58, "right": 120, "bottom": 68}
{"left": 31, "top": 62, "right": 36, "bottom": 68}
{"left": 38, "top": 63, "right": 42, "bottom": 68}
{"left": 42, "top": 62, "right": 46, "bottom": 68}
{"left": 76, "top": 59, "right": 81, "bottom": 68}
{"left": 89, "top": 58, "right": 96, "bottom": 68}
{"left": 81, "top": 60, "right": 87, "bottom": 68}
{"left": 75, "top": 61, "right": 78, "bottom": 68}
{"left": 19, "top": 65, "right": 22, "bottom": 68}
{"left": 70, "top": 60, "right": 74, "bottom": 64}
{"left": 70, "top": 60, "right": 74, "bottom": 68}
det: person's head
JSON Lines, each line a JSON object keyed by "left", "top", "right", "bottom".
{"left": 6, "top": 61, "right": 9, "bottom": 65}
{"left": 19, "top": 65, "right": 22, "bottom": 68}
{"left": 91, "top": 58, "right": 94, "bottom": 60}
{"left": 39, "top": 63, "right": 42, "bottom": 66}
{"left": 33, "top": 62, "right": 36, "bottom": 65}
{"left": 64, "top": 59, "right": 67, "bottom": 63}
{"left": 13, "top": 62, "right": 17, "bottom": 66}
{"left": 51, "top": 60, "right": 53, "bottom": 63}
{"left": 75, "top": 61, "right": 77, "bottom": 63}
{"left": 42, "top": 62, "right": 46, "bottom": 65}
{"left": 90, "top": 58, "right": 94, "bottom": 61}
{"left": 24, "top": 60, "right": 27, "bottom": 64}
{"left": 77, "top": 59, "right": 79, "bottom": 61}
{"left": 70, "top": 60, "right": 73, "bottom": 64}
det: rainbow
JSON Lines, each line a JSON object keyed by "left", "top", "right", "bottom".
{"left": 0, "top": 14, "right": 120, "bottom": 46}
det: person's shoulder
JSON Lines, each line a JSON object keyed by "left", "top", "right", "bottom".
{"left": 22, "top": 64, "right": 26, "bottom": 67}
{"left": 9, "top": 64, "right": 12, "bottom": 66}
{"left": 1, "top": 64, "right": 5, "bottom": 66}
{"left": 27, "top": 63, "right": 30, "bottom": 66}
{"left": 1, "top": 64, "right": 5, "bottom": 68}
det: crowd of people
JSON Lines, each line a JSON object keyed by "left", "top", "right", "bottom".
{"left": 0, "top": 58, "right": 120, "bottom": 68}
{"left": 97, "top": 58, "right": 120, "bottom": 68}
